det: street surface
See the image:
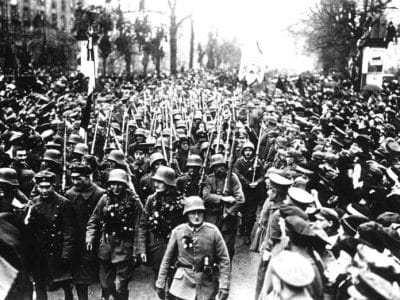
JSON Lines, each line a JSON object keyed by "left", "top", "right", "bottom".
{"left": 47, "top": 236, "right": 259, "bottom": 299}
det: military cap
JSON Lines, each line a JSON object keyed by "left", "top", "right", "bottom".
{"left": 40, "top": 129, "right": 55, "bottom": 140}
{"left": 35, "top": 170, "right": 56, "bottom": 184}
{"left": 341, "top": 215, "right": 369, "bottom": 237}
{"left": 356, "top": 134, "right": 371, "bottom": 148}
{"left": 279, "top": 204, "right": 308, "bottom": 220}
{"left": 377, "top": 212, "right": 400, "bottom": 227}
{"left": 346, "top": 203, "right": 372, "bottom": 219}
{"left": 348, "top": 270, "right": 399, "bottom": 300}
{"left": 287, "top": 187, "right": 314, "bottom": 204}
{"left": 69, "top": 163, "right": 92, "bottom": 177}
{"left": 386, "top": 141, "right": 400, "bottom": 154}
{"left": 295, "top": 164, "right": 315, "bottom": 176}
{"left": 271, "top": 250, "right": 315, "bottom": 288}
{"left": 45, "top": 141, "right": 62, "bottom": 151}
{"left": 267, "top": 173, "right": 293, "bottom": 189}
{"left": 357, "top": 244, "right": 400, "bottom": 277}
{"left": 285, "top": 215, "right": 315, "bottom": 237}
{"left": 19, "top": 169, "right": 35, "bottom": 184}
{"left": 358, "top": 221, "right": 387, "bottom": 252}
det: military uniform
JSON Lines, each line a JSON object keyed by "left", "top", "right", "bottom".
{"left": 86, "top": 188, "right": 144, "bottom": 299}
{"left": 202, "top": 172, "right": 244, "bottom": 259}
{"left": 28, "top": 191, "right": 75, "bottom": 298}
{"left": 233, "top": 154, "right": 266, "bottom": 241}
{"left": 156, "top": 222, "right": 231, "bottom": 300}
{"left": 176, "top": 173, "right": 201, "bottom": 197}
{"left": 138, "top": 172, "right": 156, "bottom": 203}
{"left": 140, "top": 190, "right": 185, "bottom": 276}
{"left": 65, "top": 182, "right": 105, "bottom": 285}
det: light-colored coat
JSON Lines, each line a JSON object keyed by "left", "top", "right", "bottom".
{"left": 156, "top": 222, "right": 231, "bottom": 300}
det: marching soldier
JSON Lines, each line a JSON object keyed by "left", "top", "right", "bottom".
{"left": 0, "top": 168, "right": 30, "bottom": 215}
{"left": 203, "top": 153, "right": 245, "bottom": 260}
{"left": 138, "top": 152, "right": 167, "bottom": 203}
{"left": 139, "top": 166, "right": 185, "bottom": 284}
{"left": 64, "top": 163, "right": 106, "bottom": 300}
{"left": 27, "top": 170, "right": 75, "bottom": 300}
{"left": 156, "top": 196, "right": 230, "bottom": 300}
{"left": 176, "top": 154, "right": 203, "bottom": 197}
{"left": 234, "top": 141, "right": 266, "bottom": 244}
{"left": 86, "top": 169, "right": 144, "bottom": 300}
{"left": 128, "top": 143, "right": 148, "bottom": 192}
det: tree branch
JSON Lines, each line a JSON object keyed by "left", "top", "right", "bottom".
{"left": 176, "top": 13, "right": 191, "bottom": 28}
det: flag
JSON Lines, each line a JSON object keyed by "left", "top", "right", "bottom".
{"left": 80, "top": 27, "right": 97, "bottom": 138}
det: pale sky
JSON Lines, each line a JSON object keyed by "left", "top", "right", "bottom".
{"left": 88, "top": 0, "right": 320, "bottom": 72}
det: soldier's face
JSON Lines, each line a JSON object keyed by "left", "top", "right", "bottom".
{"left": 214, "top": 164, "right": 227, "bottom": 178}
{"left": 188, "top": 166, "right": 201, "bottom": 177}
{"left": 71, "top": 175, "right": 89, "bottom": 190}
{"left": 109, "top": 182, "right": 125, "bottom": 195}
{"left": 38, "top": 182, "right": 54, "bottom": 199}
{"left": 154, "top": 180, "right": 167, "bottom": 193}
{"left": 243, "top": 149, "right": 253, "bottom": 159}
{"left": 180, "top": 142, "right": 189, "bottom": 151}
{"left": 134, "top": 151, "right": 145, "bottom": 163}
{"left": 187, "top": 210, "right": 204, "bottom": 227}
{"left": 15, "top": 150, "right": 27, "bottom": 163}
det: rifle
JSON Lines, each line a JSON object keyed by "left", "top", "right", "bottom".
{"left": 224, "top": 116, "right": 232, "bottom": 162}
{"left": 198, "top": 134, "right": 213, "bottom": 195}
{"left": 252, "top": 127, "right": 264, "bottom": 183}
{"left": 61, "top": 121, "right": 67, "bottom": 193}
{"left": 90, "top": 117, "right": 100, "bottom": 155}
{"left": 223, "top": 129, "right": 236, "bottom": 196}
{"left": 103, "top": 105, "right": 114, "bottom": 152}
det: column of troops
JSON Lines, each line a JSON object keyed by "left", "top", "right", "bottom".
{"left": 1, "top": 70, "right": 400, "bottom": 300}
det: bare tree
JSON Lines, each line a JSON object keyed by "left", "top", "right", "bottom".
{"left": 168, "top": 0, "right": 191, "bottom": 74}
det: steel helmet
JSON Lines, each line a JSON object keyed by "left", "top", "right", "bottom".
{"left": 186, "top": 154, "right": 203, "bottom": 168}
{"left": 73, "top": 143, "right": 89, "bottom": 155}
{"left": 107, "top": 150, "right": 126, "bottom": 165}
{"left": 134, "top": 128, "right": 146, "bottom": 137}
{"left": 108, "top": 169, "right": 129, "bottom": 185}
{"left": 43, "top": 149, "right": 62, "bottom": 164}
{"left": 176, "top": 120, "right": 186, "bottom": 129}
{"left": 241, "top": 141, "right": 255, "bottom": 154}
{"left": 149, "top": 152, "right": 167, "bottom": 168}
{"left": 0, "top": 168, "right": 19, "bottom": 186}
{"left": 211, "top": 139, "right": 225, "bottom": 150}
{"left": 151, "top": 165, "right": 176, "bottom": 187}
{"left": 183, "top": 196, "right": 205, "bottom": 215}
{"left": 68, "top": 133, "right": 84, "bottom": 145}
{"left": 162, "top": 128, "right": 171, "bottom": 137}
{"left": 209, "top": 154, "right": 226, "bottom": 168}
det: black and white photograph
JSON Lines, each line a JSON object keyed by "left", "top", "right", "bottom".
{"left": 2, "top": 0, "right": 400, "bottom": 299}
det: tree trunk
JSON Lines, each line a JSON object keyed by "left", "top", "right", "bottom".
{"left": 142, "top": 52, "right": 149, "bottom": 77}
{"left": 125, "top": 53, "right": 131, "bottom": 75}
{"left": 170, "top": 14, "right": 178, "bottom": 75}
{"left": 189, "top": 17, "right": 194, "bottom": 69}
{"left": 155, "top": 50, "right": 161, "bottom": 77}
{"left": 102, "top": 56, "right": 107, "bottom": 76}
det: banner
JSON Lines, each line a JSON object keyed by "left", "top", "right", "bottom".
{"left": 238, "top": 41, "right": 266, "bottom": 85}
{"left": 78, "top": 40, "right": 98, "bottom": 94}
{"left": 361, "top": 47, "right": 386, "bottom": 88}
